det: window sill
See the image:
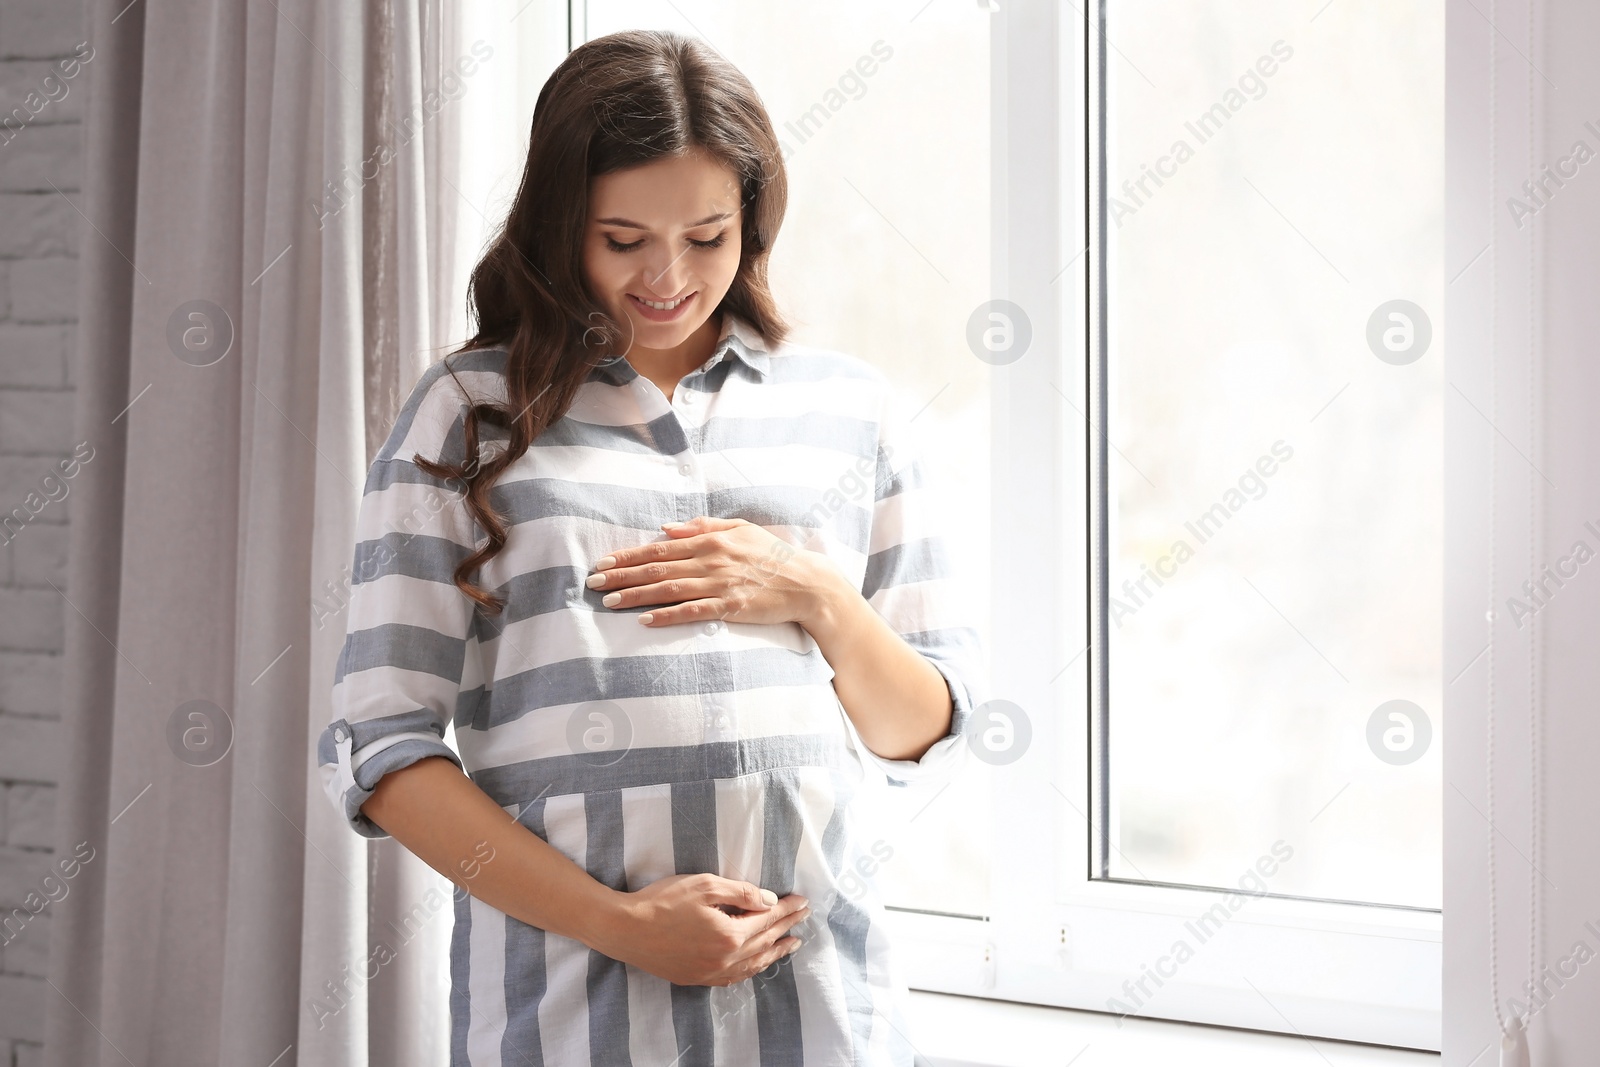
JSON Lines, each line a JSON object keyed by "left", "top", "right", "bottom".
{"left": 905, "top": 991, "right": 1440, "bottom": 1067}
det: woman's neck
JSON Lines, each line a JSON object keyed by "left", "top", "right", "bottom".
{"left": 624, "top": 311, "right": 722, "bottom": 402}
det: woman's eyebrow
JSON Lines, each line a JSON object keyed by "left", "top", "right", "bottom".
{"left": 594, "top": 211, "right": 731, "bottom": 229}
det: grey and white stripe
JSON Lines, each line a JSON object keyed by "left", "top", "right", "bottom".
{"left": 319, "top": 313, "right": 985, "bottom": 1065}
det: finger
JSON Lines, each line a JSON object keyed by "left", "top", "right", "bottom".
{"left": 595, "top": 574, "right": 715, "bottom": 609}
{"left": 637, "top": 597, "right": 726, "bottom": 627}
{"left": 727, "top": 897, "right": 808, "bottom": 930}
{"left": 700, "top": 878, "right": 781, "bottom": 912}
{"left": 661, "top": 516, "right": 748, "bottom": 537}
{"left": 590, "top": 534, "right": 703, "bottom": 575}
{"left": 752, "top": 905, "right": 811, "bottom": 947}
{"left": 588, "top": 561, "right": 703, "bottom": 599}
{"left": 736, "top": 935, "right": 803, "bottom": 983}
{"left": 728, "top": 901, "right": 811, "bottom": 948}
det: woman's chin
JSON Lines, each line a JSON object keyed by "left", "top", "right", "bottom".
{"left": 621, "top": 316, "right": 705, "bottom": 352}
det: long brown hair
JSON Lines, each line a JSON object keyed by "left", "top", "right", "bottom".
{"left": 415, "top": 29, "right": 791, "bottom": 614}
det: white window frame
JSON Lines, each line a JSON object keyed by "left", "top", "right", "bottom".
{"left": 879, "top": 1, "right": 1441, "bottom": 1050}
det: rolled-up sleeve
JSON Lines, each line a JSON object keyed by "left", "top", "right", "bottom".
{"left": 317, "top": 360, "right": 484, "bottom": 839}
{"left": 849, "top": 390, "right": 990, "bottom": 788}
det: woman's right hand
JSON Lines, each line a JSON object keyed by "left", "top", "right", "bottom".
{"left": 595, "top": 873, "right": 811, "bottom": 986}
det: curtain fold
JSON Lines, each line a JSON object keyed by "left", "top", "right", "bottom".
{"left": 46, "top": 2, "right": 474, "bottom": 1064}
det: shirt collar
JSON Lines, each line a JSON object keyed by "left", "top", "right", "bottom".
{"left": 712, "top": 311, "right": 773, "bottom": 376}
{"left": 588, "top": 311, "right": 772, "bottom": 384}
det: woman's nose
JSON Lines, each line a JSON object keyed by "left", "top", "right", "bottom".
{"left": 641, "top": 249, "right": 691, "bottom": 295}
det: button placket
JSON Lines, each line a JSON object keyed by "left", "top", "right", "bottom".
{"left": 700, "top": 616, "right": 736, "bottom": 742}
{"left": 705, "top": 698, "right": 732, "bottom": 736}
{"left": 653, "top": 372, "right": 718, "bottom": 740}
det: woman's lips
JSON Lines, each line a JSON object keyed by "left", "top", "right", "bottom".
{"left": 628, "top": 290, "right": 696, "bottom": 322}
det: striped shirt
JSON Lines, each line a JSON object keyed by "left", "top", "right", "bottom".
{"left": 318, "top": 311, "right": 986, "bottom": 1066}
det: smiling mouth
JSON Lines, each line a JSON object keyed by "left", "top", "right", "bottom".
{"left": 627, "top": 290, "right": 697, "bottom": 320}
{"left": 629, "top": 292, "right": 694, "bottom": 311}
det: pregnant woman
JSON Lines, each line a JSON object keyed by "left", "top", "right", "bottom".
{"left": 319, "top": 27, "right": 985, "bottom": 1067}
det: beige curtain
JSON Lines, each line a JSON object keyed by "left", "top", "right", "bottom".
{"left": 46, "top": 2, "right": 489, "bottom": 1063}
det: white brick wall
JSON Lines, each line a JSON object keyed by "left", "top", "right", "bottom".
{"left": 0, "top": 0, "right": 87, "bottom": 1062}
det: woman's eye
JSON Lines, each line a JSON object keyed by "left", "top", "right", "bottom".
{"left": 603, "top": 232, "right": 728, "bottom": 254}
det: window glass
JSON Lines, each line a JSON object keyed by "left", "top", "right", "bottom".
{"left": 1099, "top": 0, "right": 1443, "bottom": 909}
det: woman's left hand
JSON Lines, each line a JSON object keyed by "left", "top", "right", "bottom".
{"left": 586, "top": 516, "right": 837, "bottom": 628}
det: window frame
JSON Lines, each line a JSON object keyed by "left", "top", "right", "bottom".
{"left": 880, "top": 1, "right": 1441, "bottom": 1050}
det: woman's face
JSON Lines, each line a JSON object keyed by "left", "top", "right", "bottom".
{"left": 583, "top": 147, "right": 744, "bottom": 355}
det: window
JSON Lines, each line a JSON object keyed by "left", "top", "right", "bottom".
{"left": 928, "top": 0, "right": 1436, "bottom": 1045}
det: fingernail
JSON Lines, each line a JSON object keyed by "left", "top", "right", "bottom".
{"left": 760, "top": 889, "right": 778, "bottom": 905}
{"left": 602, "top": 592, "right": 621, "bottom": 607}
{"left": 786, "top": 940, "right": 802, "bottom": 954}
{"left": 585, "top": 573, "right": 606, "bottom": 588}
{"left": 638, "top": 613, "right": 653, "bottom": 624}
{"left": 662, "top": 521, "right": 685, "bottom": 530}
{"left": 594, "top": 556, "right": 617, "bottom": 571}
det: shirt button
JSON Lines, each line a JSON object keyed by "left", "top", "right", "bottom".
{"left": 702, "top": 620, "right": 722, "bottom": 635}
{"left": 714, "top": 714, "right": 730, "bottom": 729}
{"left": 333, "top": 725, "right": 349, "bottom": 743}
{"left": 679, "top": 462, "right": 693, "bottom": 476}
